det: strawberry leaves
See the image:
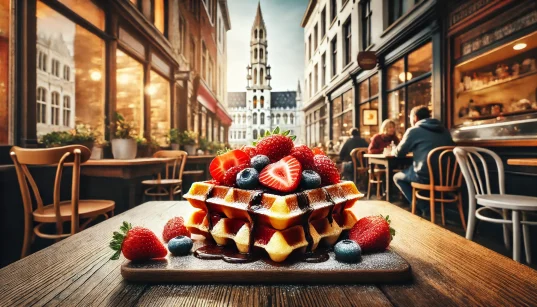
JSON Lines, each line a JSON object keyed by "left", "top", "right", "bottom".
{"left": 253, "top": 126, "right": 296, "bottom": 145}
{"left": 110, "top": 221, "right": 131, "bottom": 260}
{"left": 382, "top": 215, "right": 396, "bottom": 239}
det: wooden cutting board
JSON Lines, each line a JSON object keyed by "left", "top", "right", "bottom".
{"left": 121, "top": 245, "right": 411, "bottom": 284}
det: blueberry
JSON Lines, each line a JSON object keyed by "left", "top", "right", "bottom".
{"left": 334, "top": 239, "right": 362, "bottom": 263}
{"left": 300, "top": 170, "right": 321, "bottom": 189}
{"left": 236, "top": 168, "right": 260, "bottom": 189}
{"left": 168, "top": 235, "right": 193, "bottom": 256}
{"left": 251, "top": 155, "right": 270, "bottom": 172}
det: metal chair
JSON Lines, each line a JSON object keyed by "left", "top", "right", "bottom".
{"left": 142, "top": 150, "right": 187, "bottom": 200}
{"left": 454, "top": 146, "right": 537, "bottom": 263}
{"left": 411, "top": 146, "right": 466, "bottom": 229}
{"left": 10, "top": 145, "right": 115, "bottom": 258}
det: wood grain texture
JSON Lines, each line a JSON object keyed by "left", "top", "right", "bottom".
{"left": 83, "top": 158, "right": 175, "bottom": 166}
{"left": 0, "top": 200, "right": 536, "bottom": 306}
{"left": 507, "top": 158, "right": 537, "bottom": 166}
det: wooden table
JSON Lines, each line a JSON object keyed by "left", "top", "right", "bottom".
{"left": 508, "top": 158, "right": 537, "bottom": 166}
{"left": 1, "top": 200, "right": 536, "bottom": 306}
{"left": 81, "top": 158, "right": 175, "bottom": 209}
{"left": 363, "top": 154, "right": 413, "bottom": 202}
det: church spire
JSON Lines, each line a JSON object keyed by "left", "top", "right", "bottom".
{"left": 252, "top": 2, "right": 266, "bottom": 30}
{"left": 247, "top": 1, "right": 271, "bottom": 91}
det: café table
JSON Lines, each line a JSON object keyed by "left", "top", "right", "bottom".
{"left": 363, "top": 153, "right": 413, "bottom": 202}
{"left": 0, "top": 200, "right": 536, "bottom": 306}
{"left": 81, "top": 158, "right": 175, "bottom": 210}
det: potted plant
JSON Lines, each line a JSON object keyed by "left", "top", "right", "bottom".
{"left": 168, "top": 128, "right": 180, "bottom": 150}
{"left": 199, "top": 137, "right": 210, "bottom": 154}
{"left": 70, "top": 123, "right": 98, "bottom": 150}
{"left": 135, "top": 136, "right": 148, "bottom": 158}
{"left": 111, "top": 112, "right": 137, "bottom": 159}
{"left": 90, "top": 139, "right": 108, "bottom": 160}
{"left": 179, "top": 130, "right": 197, "bottom": 155}
{"left": 40, "top": 131, "right": 73, "bottom": 148}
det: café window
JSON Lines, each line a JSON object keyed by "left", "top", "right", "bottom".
{"left": 386, "top": 42, "right": 432, "bottom": 138}
{"left": 149, "top": 70, "right": 170, "bottom": 146}
{"left": 306, "top": 105, "right": 327, "bottom": 147}
{"left": 358, "top": 73, "right": 379, "bottom": 141}
{"left": 37, "top": 87, "right": 47, "bottom": 124}
{"left": 153, "top": 0, "right": 166, "bottom": 35}
{"left": 1, "top": 0, "right": 11, "bottom": 144}
{"left": 36, "top": 0, "right": 106, "bottom": 136}
{"left": 331, "top": 89, "right": 354, "bottom": 144}
{"left": 116, "top": 49, "right": 144, "bottom": 136}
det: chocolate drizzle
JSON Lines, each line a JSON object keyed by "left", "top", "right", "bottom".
{"left": 322, "top": 188, "right": 335, "bottom": 225}
{"left": 204, "top": 185, "right": 216, "bottom": 231}
{"left": 194, "top": 244, "right": 260, "bottom": 263}
{"left": 296, "top": 192, "right": 314, "bottom": 253}
{"left": 246, "top": 192, "right": 264, "bottom": 254}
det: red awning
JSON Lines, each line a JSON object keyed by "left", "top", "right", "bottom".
{"left": 197, "top": 83, "right": 217, "bottom": 113}
{"left": 217, "top": 104, "right": 233, "bottom": 126}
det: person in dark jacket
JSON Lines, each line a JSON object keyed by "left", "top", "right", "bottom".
{"left": 393, "top": 105, "right": 455, "bottom": 213}
{"left": 340, "top": 128, "right": 369, "bottom": 180}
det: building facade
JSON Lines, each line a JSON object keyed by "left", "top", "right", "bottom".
{"left": 301, "top": 0, "right": 443, "bottom": 152}
{"left": 227, "top": 3, "right": 302, "bottom": 148}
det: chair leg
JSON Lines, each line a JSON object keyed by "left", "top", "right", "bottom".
{"left": 457, "top": 194, "right": 467, "bottom": 231}
{"left": 376, "top": 175, "right": 381, "bottom": 199}
{"left": 21, "top": 216, "right": 33, "bottom": 258}
{"left": 512, "top": 210, "right": 521, "bottom": 262}
{"left": 430, "top": 193, "right": 436, "bottom": 224}
{"left": 411, "top": 187, "right": 417, "bottom": 215}
{"left": 109, "top": 210, "right": 114, "bottom": 217}
{"left": 522, "top": 212, "right": 532, "bottom": 264}
{"left": 466, "top": 206, "right": 476, "bottom": 240}
{"left": 502, "top": 209, "right": 511, "bottom": 250}
{"left": 440, "top": 192, "right": 445, "bottom": 226}
{"left": 169, "top": 187, "right": 174, "bottom": 201}
{"left": 367, "top": 173, "right": 372, "bottom": 200}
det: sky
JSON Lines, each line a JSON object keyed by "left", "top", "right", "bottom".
{"left": 227, "top": 0, "right": 308, "bottom": 92}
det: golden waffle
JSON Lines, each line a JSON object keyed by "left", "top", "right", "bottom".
{"left": 184, "top": 181, "right": 363, "bottom": 262}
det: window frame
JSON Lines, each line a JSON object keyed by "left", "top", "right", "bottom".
{"left": 361, "top": 0, "right": 372, "bottom": 50}
{"left": 331, "top": 36, "right": 337, "bottom": 78}
{"left": 343, "top": 17, "right": 352, "bottom": 67}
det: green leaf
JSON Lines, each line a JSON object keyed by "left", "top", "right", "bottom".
{"left": 290, "top": 135, "right": 296, "bottom": 141}
{"left": 273, "top": 127, "right": 280, "bottom": 134}
{"left": 110, "top": 250, "right": 121, "bottom": 260}
{"left": 264, "top": 130, "right": 270, "bottom": 137}
{"left": 282, "top": 130, "right": 290, "bottom": 136}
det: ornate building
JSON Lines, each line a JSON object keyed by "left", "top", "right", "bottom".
{"left": 228, "top": 3, "right": 302, "bottom": 147}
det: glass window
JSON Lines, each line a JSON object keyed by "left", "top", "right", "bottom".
{"left": 314, "top": 24, "right": 318, "bottom": 49}
{"left": 63, "top": 65, "right": 70, "bottom": 81}
{"left": 51, "top": 92, "right": 60, "bottom": 126}
{"left": 361, "top": 0, "right": 372, "bottom": 50}
{"left": 253, "top": 113, "right": 257, "bottom": 125}
{"left": 331, "top": 37, "right": 337, "bottom": 77}
{"left": 343, "top": 18, "right": 351, "bottom": 66}
{"left": 116, "top": 49, "right": 144, "bottom": 136}
{"left": 343, "top": 110, "right": 353, "bottom": 135}
{"left": 283, "top": 114, "right": 288, "bottom": 124}
{"left": 149, "top": 70, "right": 170, "bottom": 145}
{"left": 343, "top": 88, "right": 353, "bottom": 111}
{"left": 63, "top": 96, "right": 71, "bottom": 126}
{"left": 386, "top": 43, "right": 432, "bottom": 138}
{"left": 37, "top": 1, "right": 106, "bottom": 137}
{"left": 201, "top": 107, "right": 206, "bottom": 138}
{"left": 37, "top": 87, "right": 47, "bottom": 124}
{"left": 358, "top": 73, "right": 379, "bottom": 141}
{"left": 0, "top": 0, "right": 11, "bottom": 143}
{"left": 58, "top": 0, "right": 105, "bottom": 30}
{"left": 330, "top": 0, "right": 337, "bottom": 22}
{"left": 321, "top": 53, "right": 326, "bottom": 87}
{"left": 314, "top": 64, "right": 318, "bottom": 94}
{"left": 360, "top": 80, "right": 369, "bottom": 103}
{"left": 321, "top": 7, "right": 326, "bottom": 38}
{"left": 370, "top": 73, "right": 379, "bottom": 96}
{"left": 154, "top": 0, "right": 165, "bottom": 34}
{"left": 260, "top": 113, "right": 265, "bottom": 125}
{"left": 388, "top": 0, "right": 418, "bottom": 26}
{"left": 253, "top": 129, "right": 258, "bottom": 140}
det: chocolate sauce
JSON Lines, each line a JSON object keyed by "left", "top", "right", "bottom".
{"left": 303, "top": 248, "right": 330, "bottom": 263}
{"left": 246, "top": 192, "right": 264, "bottom": 254}
{"left": 322, "top": 188, "right": 335, "bottom": 225}
{"left": 204, "top": 185, "right": 216, "bottom": 231}
{"left": 194, "top": 244, "right": 259, "bottom": 263}
{"left": 296, "top": 192, "right": 314, "bottom": 252}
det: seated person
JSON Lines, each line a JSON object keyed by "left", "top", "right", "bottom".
{"left": 392, "top": 105, "right": 455, "bottom": 214}
{"left": 368, "top": 119, "right": 400, "bottom": 154}
{"left": 339, "top": 128, "right": 369, "bottom": 180}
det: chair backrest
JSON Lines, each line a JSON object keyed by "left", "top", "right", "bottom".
{"left": 453, "top": 146, "right": 505, "bottom": 197}
{"left": 153, "top": 150, "right": 188, "bottom": 181}
{"left": 350, "top": 147, "right": 368, "bottom": 169}
{"left": 10, "top": 145, "right": 91, "bottom": 234}
{"left": 426, "top": 146, "right": 462, "bottom": 189}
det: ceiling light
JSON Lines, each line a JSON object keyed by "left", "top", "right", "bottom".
{"left": 513, "top": 43, "right": 527, "bottom": 50}
{"left": 399, "top": 72, "right": 413, "bottom": 82}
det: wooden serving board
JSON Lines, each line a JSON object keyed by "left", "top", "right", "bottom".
{"left": 121, "top": 246, "right": 411, "bottom": 284}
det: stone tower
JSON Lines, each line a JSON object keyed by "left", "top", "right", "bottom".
{"left": 246, "top": 2, "right": 272, "bottom": 141}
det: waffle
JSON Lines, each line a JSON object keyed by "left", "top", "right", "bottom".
{"left": 184, "top": 181, "right": 363, "bottom": 262}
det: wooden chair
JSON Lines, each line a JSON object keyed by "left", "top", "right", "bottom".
{"left": 454, "top": 146, "right": 537, "bottom": 263}
{"left": 411, "top": 146, "right": 466, "bottom": 229}
{"left": 142, "top": 150, "right": 187, "bottom": 200}
{"left": 350, "top": 147, "right": 384, "bottom": 199}
{"left": 10, "top": 145, "right": 115, "bottom": 258}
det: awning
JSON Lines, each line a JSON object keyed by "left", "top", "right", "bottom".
{"left": 197, "top": 82, "right": 217, "bottom": 113}
{"left": 216, "top": 103, "right": 233, "bottom": 126}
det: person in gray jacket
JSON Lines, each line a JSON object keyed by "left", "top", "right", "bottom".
{"left": 392, "top": 105, "right": 455, "bottom": 214}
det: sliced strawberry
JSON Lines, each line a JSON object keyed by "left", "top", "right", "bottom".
{"left": 259, "top": 156, "right": 302, "bottom": 192}
{"left": 209, "top": 149, "right": 250, "bottom": 183}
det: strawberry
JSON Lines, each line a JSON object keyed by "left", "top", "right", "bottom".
{"left": 209, "top": 149, "right": 250, "bottom": 183}
{"left": 222, "top": 163, "right": 249, "bottom": 186}
{"left": 259, "top": 156, "right": 302, "bottom": 192}
{"left": 349, "top": 215, "right": 396, "bottom": 253}
{"left": 312, "top": 147, "right": 326, "bottom": 156}
{"left": 313, "top": 154, "right": 340, "bottom": 185}
{"left": 241, "top": 145, "right": 258, "bottom": 158}
{"left": 162, "top": 217, "right": 190, "bottom": 243}
{"left": 290, "top": 145, "right": 315, "bottom": 169}
{"left": 255, "top": 127, "right": 295, "bottom": 162}
{"left": 110, "top": 221, "right": 167, "bottom": 261}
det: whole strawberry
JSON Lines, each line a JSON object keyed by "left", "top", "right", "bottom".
{"left": 313, "top": 154, "right": 340, "bottom": 185}
{"left": 290, "top": 145, "right": 315, "bottom": 169}
{"left": 222, "top": 163, "right": 249, "bottom": 186}
{"left": 255, "top": 127, "right": 295, "bottom": 162}
{"left": 110, "top": 221, "right": 167, "bottom": 261}
{"left": 241, "top": 145, "right": 258, "bottom": 158}
{"left": 312, "top": 147, "right": 326, "bottom": 156}
{"left": 349, "top": 215, "right": 395, "bottom": 253}
{"left": 163, "top": 217, "right": 190, "bottom": 243}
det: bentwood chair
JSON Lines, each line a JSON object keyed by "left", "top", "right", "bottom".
{"left": 10, "top": 145, "right": 115, "bottom": 258}
{"left": 350, "top": 148, "right": 368, "bottom": 184}
{"left": 142, "top": 150, "right": 187, "bottom": 200}
{"left": 454, "top": 146, "right": 537, "bottom": 263}
{"left": 410, "top": 146, "right": 466, "bottom": 229}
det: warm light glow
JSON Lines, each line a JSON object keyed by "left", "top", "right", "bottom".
{"left": 118, "top": 74, "right": 130, "bottom": 84}
{"left": 399, "top": 72, "right": 412, "bottom": 82}
{"left": 513, "top": 43, "right": 527, "bottom": 50}
{"left": 90, "top": 71, "right": 102, "bottom": 81}
{"left": 146, "top": 84, "right": 157, "bottom": 96}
